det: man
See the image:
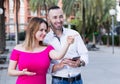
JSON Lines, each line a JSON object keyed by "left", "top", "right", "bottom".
{"left": 44, "top": 5, "right": 88, "bottom": 84}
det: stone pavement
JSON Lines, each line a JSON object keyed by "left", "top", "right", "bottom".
{"left": 82, "top": 45, "right": 120, "bottom": 84}
{"left": 0, "top": 41, "right": 120, "bottom": 84}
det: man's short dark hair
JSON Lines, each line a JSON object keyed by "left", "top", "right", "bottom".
{"left": 48, "top": 5, "right": 60, "bottom": 13}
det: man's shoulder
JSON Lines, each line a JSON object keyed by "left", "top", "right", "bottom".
{"left": 46, "top": 31, "right": 53, "bottom": 37}
{"left": 64, "top": 28, "right": 79, "bottom": 35}
{"left": 44, "top": 31, "right": 53, "bottom": 43}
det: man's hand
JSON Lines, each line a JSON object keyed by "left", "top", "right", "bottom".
{"left": 57, "top": 58, "right": 68, "bottom": 69}
{"left": 52, "top": 58, "right": 69, "bottom": 72}
{"left": 64, "top": 58, "right": 85, "bottom": 67}
{"left": 52, "top": 58, "right": 85, "bottom": 72}
{"left": 66, "top": 59, "right": 80, "bottom": 67}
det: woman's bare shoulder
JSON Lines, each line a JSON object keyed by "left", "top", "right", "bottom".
{"left": 14, "top": 44, "right": 24, "bottom": 50}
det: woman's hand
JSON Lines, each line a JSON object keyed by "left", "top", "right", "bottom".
{"left": 67, "top": 36, "right": 74, "bottom": 45}
{"left": 67, "top": 34, "right": 79, "bottom": 45}
{"left": 22, "top": 68, "right": 36, "bottom": 76}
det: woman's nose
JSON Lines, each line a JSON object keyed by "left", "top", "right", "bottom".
{"left": 43, "top": 30, "right": 47, "bottom": 35}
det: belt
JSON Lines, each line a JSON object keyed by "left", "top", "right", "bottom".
{"left": 52, "top": 74, "right": 81, "bottom": 82}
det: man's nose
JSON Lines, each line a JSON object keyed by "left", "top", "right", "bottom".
{"left": 56, "top": 18, "right": 61, "bottom": 22}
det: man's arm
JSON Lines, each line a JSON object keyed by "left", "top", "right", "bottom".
{"left": 52, "top": 58, "right": 85, "bottom": 70}
{"left": 52, "top": 58, "right": 71, "bottom": 72}
{"left": 52, "top": 63, "right": 64, "bottom": 72}
{"left": 76, "top": 33, "right": 89, "bottom": 65}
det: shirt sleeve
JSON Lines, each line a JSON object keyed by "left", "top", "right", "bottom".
{"left": 10, "top": 49, "right": 19, "bottom": 61}
{"left": 47, "top": 63, "right": 54, "bottom": 74}
{"left": 76, "top": 34, "right": 89, "bottom": 65}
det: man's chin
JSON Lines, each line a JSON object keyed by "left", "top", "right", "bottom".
{"left": 56, "top": 26, "right": 62, "bottom": 30}
{"left": 56, "top": 28, "right": 62, "bottom": 30}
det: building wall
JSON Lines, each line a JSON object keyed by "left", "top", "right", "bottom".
{"left": 5, "top": 0, "right": 48, "bottom": 34}
{"left": 4, "top": 0, "right": 74, "bottom": 37}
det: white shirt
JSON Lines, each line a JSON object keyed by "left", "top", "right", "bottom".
{"left": 44, "top": 28, "right": 88, "bottom": 78}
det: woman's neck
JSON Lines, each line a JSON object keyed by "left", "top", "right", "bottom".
{"left": 33, "top": 41, "right": 41, "bottom": 48}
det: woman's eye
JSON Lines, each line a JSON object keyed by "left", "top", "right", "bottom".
{"left": 43, "top": 30, "right": 47, "bottom": 33}
{"left": 39, "top": 29, "right": 47, "bottom": 32}
{"left": 40, "top": 30, "right": 42, "bottom": 31}
{"left": 40, "top": 29, "right": 43, "bottom": 31}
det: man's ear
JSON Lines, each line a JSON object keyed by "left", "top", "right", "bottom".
{"left": 47, "top": 14, "right": 50, "bottom": 20}
{"left": 47, "top": 18, "right": 50, "bottom": 25}
{"left": 47, "top": 15, "right": 50, "bottom": 21}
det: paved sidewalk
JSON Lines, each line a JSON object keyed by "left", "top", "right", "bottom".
{"left": 82, "top": 45, "right": 120, "bottom": 84}
{"left": 0, "top": 41, "right": 120, "bottom": 84}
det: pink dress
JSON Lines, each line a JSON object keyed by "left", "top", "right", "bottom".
{"left": 10, "top": 45, "right": 54, "bottom": 84}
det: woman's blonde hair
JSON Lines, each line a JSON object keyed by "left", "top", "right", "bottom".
{"left": 23, "top": 17, "right": 48, "bottom": 51}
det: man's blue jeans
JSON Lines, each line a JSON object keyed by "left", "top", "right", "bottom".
{"left": 52, "top": 76, "right": 83, "bottom": 84}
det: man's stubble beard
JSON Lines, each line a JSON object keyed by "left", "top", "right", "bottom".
{"left": 49, "top": 22, "right": 62, "bottom": 31}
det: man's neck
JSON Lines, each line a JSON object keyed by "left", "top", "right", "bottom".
{"left": 53, "top": 29, "right": 63, "bottom": 37}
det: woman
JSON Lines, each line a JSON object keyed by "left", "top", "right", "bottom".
{"left": 8, "top": 17, "right": 74, "bottom": 84}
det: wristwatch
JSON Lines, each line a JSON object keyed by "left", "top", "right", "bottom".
{"left": 78, "top": 60, "right": 85, "bottom": 67}
{"left": 80, "top": 60, "right": 85, "bottom": 66}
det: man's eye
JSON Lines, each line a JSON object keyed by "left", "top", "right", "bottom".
{"left": 53, "top": 16, "right": 57, "bottom": 19}
{"left": 60, "top": 15, "right": 63, "bottom": 18}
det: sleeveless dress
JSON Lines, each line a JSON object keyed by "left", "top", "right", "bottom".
{"left": 10, "top": 45, "right": 54, "bottom": 84}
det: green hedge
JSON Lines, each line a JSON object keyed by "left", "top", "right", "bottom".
{"left": 102, "top": 35, "right": 120, "bottom": 46}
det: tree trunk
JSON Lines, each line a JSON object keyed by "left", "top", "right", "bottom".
{"left": 92, "top": 33, "right": 96, "bottom": 44}
{"left": 0, "top": 0, "right": 6, "bottom": 53}
{"left": 44, "top": 0, "right": 47, "bottom": 20}
{"left": 15, "top": 0, "right": 19, "bottom": 44}
{"left": 81, "top": 0, "right": 86, "bottom": 42}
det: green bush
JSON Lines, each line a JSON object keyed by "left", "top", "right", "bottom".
{"left": 102, "top": 35, "right": 120, "bottom": 46}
